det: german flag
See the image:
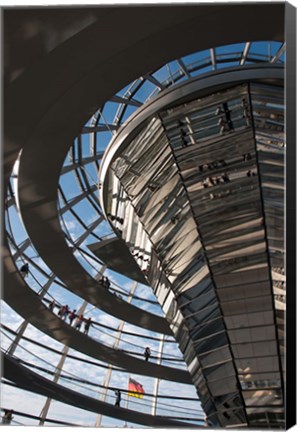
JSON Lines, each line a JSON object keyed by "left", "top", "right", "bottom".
{"left": 128, "top": 378, "right": 144, "bottom": 399}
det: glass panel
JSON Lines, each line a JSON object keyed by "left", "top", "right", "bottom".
{"left": 199, "top": 346, "right": 232, "bottom": 368}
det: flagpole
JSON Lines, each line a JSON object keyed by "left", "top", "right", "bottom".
{"left": 124, "top": 380, "right": 130, "bottom": 427}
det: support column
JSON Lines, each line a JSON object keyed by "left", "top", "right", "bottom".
{"left": 6, "top": 320, "right": 28, "bottom": 356}
{"left": 151, "top": 334, "right": 165, "bottom": 416}
{"left": 38, "top": 300, "right": 88, "bottom": 425}
{"left": 95, "top": 281, "right": 137, "bottom": 427}
{"left": 12, "top": 238, "right": 30, "bottom": 260}
{"left": 39, "top": 344, "right": 69, "bottom": 426}
{"left": 37, "top": 275, "right": 56, "bottom": 298}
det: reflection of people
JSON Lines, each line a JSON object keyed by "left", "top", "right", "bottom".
{"left": 219, "top": 118, "right": 227, "bottom": 134}
{"left": 243, "top": 153, "right": 252, "bottom": 161}
{"left": 144, "top": 347, "right": 151, "bottom": 361}
{"left": 241, "top": 98, "right": 251, "bottom": 126}
{"left": 215, "top": 105, "right": 222, "bottom": 115}
{"left": 203, "top": 179, "right": 209, "bottom": 188}
{"left": 222, "top": 173, "right": 230, "bottom": 183}
{"left": 115, "top": 390, "right": 121, "bottom": 407}
{"left": 2, "top": 409, "right": 14, "bottom": 425}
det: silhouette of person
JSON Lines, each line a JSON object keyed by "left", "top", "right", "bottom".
{"left": 68, "top": 309, "right": 76, "bottom": 325}
{"left": 2, "top": 409, "right": 14, "bottom": 425}
{"left": 20, "top": 263, "right": 29, "bottom": 277}
{"left": 115, "top": 390, "right": 121, "bottom": 407}
{"left": 144, "top": 347, "right": 151, "bottom": 361}
{"left": 83, "top": 317, "right": 92, "bottom": 335}
{"left": 49, "top": 299, "right": 55, "bottom": 311}
{"left": 75, "top": 314, "right": 84, "bottom": 330}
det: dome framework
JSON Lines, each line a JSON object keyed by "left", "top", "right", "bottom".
{"left": 2, "top": 3, "right": 295, "bottom": 429}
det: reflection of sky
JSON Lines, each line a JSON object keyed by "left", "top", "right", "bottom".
{"left": 4, "top": 40, "right": 285, "bottom": 427}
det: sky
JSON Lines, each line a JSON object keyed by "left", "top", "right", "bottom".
{"left": 1, "top": 7, "right": 289, "bottom": 431}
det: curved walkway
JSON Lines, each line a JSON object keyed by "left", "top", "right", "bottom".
{"left": 2, "top": 247, "right": 191, "bottom": 384}
{"left": 3, "top": 353, "right": 199, "bottom": 428}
